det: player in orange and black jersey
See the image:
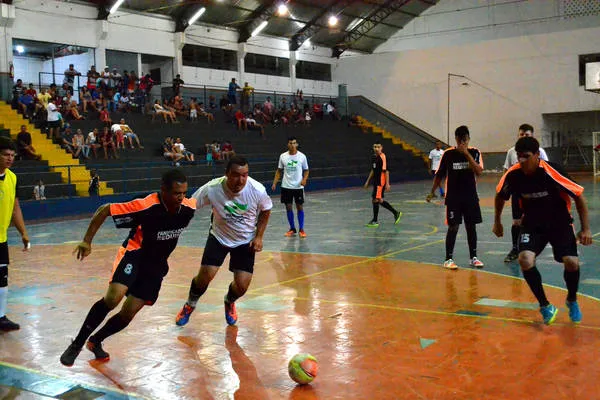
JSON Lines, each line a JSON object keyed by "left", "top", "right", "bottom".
{"left": 494, "top": 136, "right": 592, "bottom": 325}
{"left": 428, "top": 126, "right": 484, "bottom": 269}
{"left": 364, "top": 142, "right": 402, "bottom": 227}
{"left": 60, "top": 169, "right": 196, "bottom": 367}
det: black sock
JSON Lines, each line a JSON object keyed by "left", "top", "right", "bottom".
{"left": 90, "top": 313, "right": 131, "bottom": 344}
{"left": 225, "top": 283, "right": 242, "bottom": 304}
{"left": 465, "top": 223, "right": 477, "bottom": 259}
{"left": 380, "top": 201, "right": 397, "bottom": 216}
{"left": 522, "top": 267, "right": 549, "bottom": 307}
{"left": 564, "top": 269, "right": 580, "bottom": 302}
{"left": 445, "top": 226, "right": 459, "bottom": 260}
{"left": 73, "top": 298, "right": 111, "bottom": 347}
{"left": 511, "top": 225, "right": 519, "bottom": 251}
{"left": 186, "top": 277, "right": 208, "bottom": 307}
{"left": 372, "top": 203, "right": 379, "bottom": 222}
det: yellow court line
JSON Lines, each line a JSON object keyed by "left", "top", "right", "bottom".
{"left": 0, "top": 360, "right": 152, "bottom": 400}
{"left": 264, "top": 294, "right": 600, "bottom": 331}
{"left": 250, "top": 238, "right": 445, "bottom": 293}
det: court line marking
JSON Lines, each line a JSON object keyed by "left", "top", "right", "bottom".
{"left": 249, "top": 238, "right": 445, "bottom": 293}
{"left": 0, "top": 360, "right": 151, "bottom": 400}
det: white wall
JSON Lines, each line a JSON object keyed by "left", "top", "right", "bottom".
{"left": 335, "top": 26, "right": 600, "bottom": 151}
{"left": 10, "top": 0, "right": 339, "bottom": 97}
{"left": 12, "top": 56, "right": 43, "bottom": 86}
{"left": 41, "top": 52, "right": 95, "bottom": 87}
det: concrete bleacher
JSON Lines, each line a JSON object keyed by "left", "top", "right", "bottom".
{"left": 64, "top": 109, "right": 428, "bottom": 194}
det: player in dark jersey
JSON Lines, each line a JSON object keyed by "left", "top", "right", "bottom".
{"left": 427, "top": 126, "right": 484, "bottom": 269}
{"left": 364, "top": 142, "right": 401, "bottom": 227}
{"left": 60, "top": 169, "right": 196, "bottom": 367}
{"left": 494, "top": 136, "right": 592, "bottom": 325}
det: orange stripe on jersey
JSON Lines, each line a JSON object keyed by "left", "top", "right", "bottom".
{"left": 540, "top": 160, "right": 583, "bottom": 197}
{"left": 496, "top": 163, "right": 522, "bottom": 193}
{"left": 379, "top": 173, "right": 386, "bottom": 187}
{"left": 125, "top": 226, "right": 143, "bottom": 251}
{"left": 110, "top": 193, "right": 160, "bottom": 216}
{"left": 380, "top": 153, "right": 387, "bottom": 171}
{"left": 110, "top": 246, "right": 127, "bottom": 279}
{"left": 182, "top": 197, "right": 196, "bottom": 209}
{"left": 375, "top": 186, "right": 384, "bottom": 199}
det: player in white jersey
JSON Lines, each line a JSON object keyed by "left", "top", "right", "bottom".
{"left": 271, "top": 137, "right": 309, "bottom": 237}
{"left": 175, "top": 156, "right": 273, "bottom": 327}
{"left": 428, "top": 141, "right": 445, "bottom": 198}
{"left": 502, "top": 124, "right": 549, "bottom": 263}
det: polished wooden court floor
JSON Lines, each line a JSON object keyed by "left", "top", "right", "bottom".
{"left": 2, "top": 175, "right": 600, "bottom": 399}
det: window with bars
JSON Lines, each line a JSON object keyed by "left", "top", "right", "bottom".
{"left": 579, "top": 53, "right": 600, "bottom": 86}
{"left": 296, "top": 60, "right": 332, "bottom": 82}
{"left": 244, "top": 53, "right": 290, "bottom": 77}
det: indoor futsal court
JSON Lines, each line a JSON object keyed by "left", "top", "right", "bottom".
{"left": 1, "top": 175, "right": 600, "bottom": 399}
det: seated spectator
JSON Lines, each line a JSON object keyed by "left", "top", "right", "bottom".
{"left": 173, "top": 95, "right": 187, "bottom": 117}
{"left": 65, "top": 98, "right": 84, "bottom": 120}
{"left": 79, "top": 86, "right": 95, "bottom": 114}
{"left": 220, "top": 140, "right": 235, "bottom": 161}
{"left": 11, "top": 79, "right": 24, "bottom": 109}
{"left": 59, "top": 126, "right": 74, "bottom": 154}
{"left": 173, "top": 137, "right": 195, "bottom": 162}
{"left": 18, "top": 92, "right": 35, "bottom": 119}
{"left": 208, "top": 95, "right": 217, "bottom": 111}
{"left": 253, "top": 103, "right": 270, "bottom": 124}
{"left": 162, "top": 136, "right": 184, "bottom": 165}
{"left": 263, "top": 96, "right": 274, "bottom": 117}
{"left": 25, "top": 83, "right": 37, "bottom": 97}
{"left": 234, "top": 109, "right": 247, "bottom": 131}
{"left": 99, "top": 107, "right": 112, "bottom": 126}
{"left": 312, "top": 103, "right": 323, "bottom": 120}
{"left": 246, "top": 114, "right": 265, "bottom": 138}
{"left": 118, "top": 93, "right": 131, "bottom": 113}
{"left": 205, "top": 143, "right": 213, "bottom": 166}
{"left": 113, "top": 118, "right": 143, "bottom": 149}
{"left": 304, "top": 110, "right": 312, "bottom": 126}
{"left": 33, "top": 179, "right": 46, "bottom": 200}
{"left": 16, "top": 125, "right": 41, "bottom": 160}
{"left": 72, "top": 129, "right": 90, "bottom": 159}
{"left": 86, "top": 128, "right": 101, "bottom": 158}
{"left": 219, "top": 95, "right": 229, "bottom": 109}
{"left": 153, "top": 100, "right": 176, "bottom": 123}
{"left": 211, "top": 140, "right": 221, "bottom": 162}
{"left": 36, "top": 87, "right": 51, "bottom": 117}
{"left": 110, "top": 121, "right": 126, "bottom": 150}
{"left": 100, "top": 126, "right": 118, "bottom": 159}
{"left": 198, "top": 102, "right": 215, "bottom": 123}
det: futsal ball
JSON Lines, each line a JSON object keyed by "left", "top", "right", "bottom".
{"left": 288, "top": 353, "right": 318, "bottom": 385}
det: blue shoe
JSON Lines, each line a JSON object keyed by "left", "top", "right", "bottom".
{"left": 540, "top": 304, "right": 558, "bottom": 325}
{"left": 176, "top": 303, "right": 195, "bottom": 326}
{"left": 566, "top": 300, "right": 582, "bottom": 324}
{"left": 224, "top": 298, "right": 238, "bottom": 326}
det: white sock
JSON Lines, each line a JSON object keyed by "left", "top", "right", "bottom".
{"left": 0, "top": 287, "right": 7, "bottom": 318}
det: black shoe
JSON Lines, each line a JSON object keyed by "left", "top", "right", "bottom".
{"left": 0, "top": 316, "right": 20, "bottom": 331}
{"left": 60, "top": 341, "right": 83, "bottom": 366}
{"left": 86, "top": 339, "right": 110, "bottom": 361}
{"left": 504, "top": 249, "right": 519, "bottom": 263}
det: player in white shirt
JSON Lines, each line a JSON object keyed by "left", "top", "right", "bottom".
{"left": 428, "top": 141, "right": 445, "bottom": 198}
{"left": 175, "top": 156, "right": 273, "bottom": 327}
{"left": 271, "top": 137, "right": 309, "bottom": 237}
{"left": 502, "top": 124, "right": 549, "bottom": 263}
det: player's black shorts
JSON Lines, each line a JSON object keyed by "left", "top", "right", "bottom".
{"left": 0, "top": 242, "right": 9, "bottom": 265}
{"left": 446, "top": 200, "right": 482, "bottom": 225}
{"left": 280, "top": 187, "right": 304, "bottom": 205}
{"left": 201, "top": 234, "right": 256, "bottom": 274}
{"left": 511, "top": 196, "right": 522, "bottom": 220}
{"left": 110, "top": 248, "right": 167, "bottom": 305}
{"left": 519, "top": 224, "right": 578, "bottom": 263}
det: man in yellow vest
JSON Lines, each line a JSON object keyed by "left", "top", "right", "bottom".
{"left": 0, "top": 137, "right": 30, "bottom": 331}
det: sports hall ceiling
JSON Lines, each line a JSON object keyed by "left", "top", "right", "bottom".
{"left": 85, "top": 0, "right": 438, "bottom": 56}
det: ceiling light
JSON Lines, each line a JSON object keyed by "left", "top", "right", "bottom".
{"left": 15, "top": 45, "right": 24, "bottom": 54}
{"left": 251, "top": 20, "right": 268, "bottom": 37}
{"left": 188, "top": 7, "right": 206, "bottom": 25}
{"left": 109, "top": 0, "right": 125, "bottom": 14}
{"left": 277, "top": 4, "right": 288, "bottom": 16}
{"left": 328, "top": 15, "right": 338, "bottom": 27}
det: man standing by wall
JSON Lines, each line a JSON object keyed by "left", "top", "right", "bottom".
{"left": 0, "top": 137, "right": 30, "bottom": 331}
{"left": 272, "top": 137, "right": 309, "bottom": 237}
{"left": 428, "top": 140, "right": 445, "bottom": 198}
